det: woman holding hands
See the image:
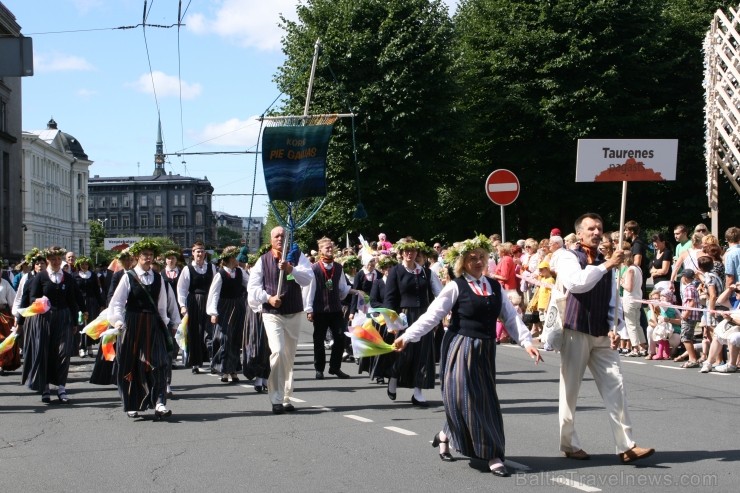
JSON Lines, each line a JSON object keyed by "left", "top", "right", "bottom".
{"left": 393, "top": 236, "right": 542, "bottom": 477}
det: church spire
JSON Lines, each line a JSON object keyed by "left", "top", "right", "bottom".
{"left": 154, "top": 118, "right": 165, "bottom": 176}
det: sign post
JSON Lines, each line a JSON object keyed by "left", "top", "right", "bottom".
{"left": 485, "top": 169, "right": 520, "bottom": 243}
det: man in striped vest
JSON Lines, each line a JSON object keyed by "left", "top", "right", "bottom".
{"left": 557, "top": 213, "right": 655, "bottom": 464}
{"left": 247, "top": 226, "right": 313, "bottom": 414}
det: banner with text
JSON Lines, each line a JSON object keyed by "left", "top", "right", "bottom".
{"left": 104, "top": 237, "right": 141, "bottom": 250}
{"left": 576, "top": 139, "right": 678, "bottom": 182}
{"left": 261, "top": 125, "right": 332, "bottom": 202}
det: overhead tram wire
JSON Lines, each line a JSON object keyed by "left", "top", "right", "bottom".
{"left": 176, "top": 0, "right": 188, "bottom": 175}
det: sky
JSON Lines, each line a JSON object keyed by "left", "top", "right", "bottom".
{"left": 7, "top": 0, "right": 458, "bottom": 221}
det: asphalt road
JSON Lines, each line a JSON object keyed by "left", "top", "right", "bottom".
{"left": 1, "top": 324, "right": 738, "bottom": 493}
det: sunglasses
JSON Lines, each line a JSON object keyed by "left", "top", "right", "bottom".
{"left": 695, "top": 229, "right": 707, "bottom": 233}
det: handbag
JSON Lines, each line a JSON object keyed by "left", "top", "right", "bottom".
{"left": 541, "top": 278, "right": 566, "bottom": 351}
{"left": 127, "top": 271, "right": 175, "bottom": 352}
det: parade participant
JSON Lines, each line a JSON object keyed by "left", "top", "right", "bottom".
{"left": 11, "top": 249, "right": 46, "bottom": 347}
{"left": 73, "top": 256, "right": 104, "bottom": 358}
{"left": 177, "top": 241, "right": 217, "bottom": 374}
{"left": 11, "top": 260, "right": 29, "bottom": 291}
{"left": 240, "top": 247, "right": 270, "bottom": 393}
{"left": 247, "top": 226, "right": 313, "bottom": 414}
{"left": 63, "top": 251, "right": 77, "bottom": 273}
{"left": 0, "top": 275, "right": 18, "bottom": 375}
{"left": 359, "top": 254, "right": 397, "bottom": 384}
{"left": 20, "top": 246, "right": 83, "bottom": 404}
{"left": 306, "top": 238, "right": 364, "bottom": 380}
{"left": 383, "top": 237, "right": 442, "bottom": 406}
{"left": 108, "top": 240, "right": 172, "bottom": 419}
{"left": 558, "top": 213, "right": 655, "bottom": 463}
{"left": 393, "top": 235, "right": 542, "bottom": 477}
{"left": 161, "top": 249, "right": 182, "bottom": 367}
{"left": 206, "top": 246, "right": 247, "bottom": 383}
{"left": 151, "top": 259, "right": 181, "bottom": 397}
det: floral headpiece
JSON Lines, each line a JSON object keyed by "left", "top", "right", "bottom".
{"left": 162, "top": 249, "right": 181, "bottom": 260}
{"left": 220, "top": 246, "right": 240, "bottom": 260}
{"left": 74, "top": 256, "right": 92, "bottom": 269}
{"left": 247, "top": 254, "right": 259, "bottom": 266}
{"left": 444, "top": 234, "right": 492, "bottom": 266}
{"left": 42, "top": 246, "right": 67, "bottom": 258}
{"left": 129, "top": 239, "right": 160, "bottom": 257}
{"left": 341, "top": 255, "right": 362, "bottom": 272}
{"left": 394, "top": 237, "right": 424, "bottom": 252}
{"left": 25, "top": 248, "right": 45, "bottom": 264}
{"left": 376, "top": 255, "right": 398, "bottom": 270}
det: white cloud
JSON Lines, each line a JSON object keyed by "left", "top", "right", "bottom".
{"left": 126, "top": 71, "right": 202, "bottom": 99}
{"left": 185, "top": 0, "right": 298, "bottom": 52}
{"left": 34, "top": 52, "right": 95, "bottom": 73}
{"left": 192, "top": 115, "right": 264, "bottom": 148}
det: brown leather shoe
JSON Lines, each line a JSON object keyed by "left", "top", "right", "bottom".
{"left": 618, "top": 446, "right": 655, "bottom": 463}
{"left": 563, "top": 449, "right": 590, "bottom": 460}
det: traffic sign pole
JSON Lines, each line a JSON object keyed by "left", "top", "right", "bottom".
{"left": 500, "top": 205, "right": 506, "bottom": 243}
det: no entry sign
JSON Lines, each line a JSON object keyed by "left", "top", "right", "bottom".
{"left": 485, "top": 169, "right": 520, "bottom": 206}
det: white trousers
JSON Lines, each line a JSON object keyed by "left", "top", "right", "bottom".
{"left": 263, "top": 313, "right": 303, "bottom": 405}
{"left": 559, "top": 329, "right": 636, "bottom": 454}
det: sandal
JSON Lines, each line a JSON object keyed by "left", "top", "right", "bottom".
{"left": 57, "top": 391, "right": 70, "bottom": 404}
{"left": 681, "top": 360, "right": 700, "bottom": 368}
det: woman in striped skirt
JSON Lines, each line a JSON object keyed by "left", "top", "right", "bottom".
{"left": 393, "top": 236, "right": 542, "bottom": 477}
{"left": 108, "top": 241, "right": 172, "bottom": 420}
{"left": 207, "top": 246, "right": 247, "bottom": 383}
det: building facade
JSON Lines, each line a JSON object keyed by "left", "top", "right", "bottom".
{"left": 88, "top": 121, "right": 215, "bottom": 248}
{"left": 0, "top": 3, "right": 24, "bottom": 261}
{"left": 21, "top": 119, "right": 92, "bottom": 255}
{"left": 242, "top": 216, "right": 264, "bottom": 253}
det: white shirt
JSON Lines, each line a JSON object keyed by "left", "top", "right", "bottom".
{"left": 176, "top": 261, "right": 216, "bottom": 307}
{"left": 46, "top": 267, "right": 63, "bottom": 284}
{"left": 206, "top": 266, "right": 249, "bottom": 316}
{"left": 400, "top": 273, "right": 533, "bottom": 348}
{"left": 108, "top": 266, "right": 170, "bottom": 327}
{"left": 0, "top": 278, "right": 15, "bottom": 309}
{"left": 305, "top": 261, "right": 352, "bottom": 314}
{"left": 247, "top": 252, "right": 314, "bottom": 313}
{"left": 11, "top": 273, "right": 29, "bottom": 316}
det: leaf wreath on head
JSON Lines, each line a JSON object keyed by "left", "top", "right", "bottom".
{"left": 129, "top": 240, "right": 161, "bottom": 257}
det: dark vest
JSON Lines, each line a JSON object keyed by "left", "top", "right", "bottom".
{"left": 385, "top": 264, "right": 433, "bottom": 311}
{"left": 311, "top": 261, "right": 344, "bottom": 313}
{"left": 28, "top": 270, "right": 79, "bottom": 311}
{"left": 448, "top": 276, "right": 502, "bottom": 339}
{"left": 260, "top": 252, "right": 304, "bottom": 315}
{"left": 187, "top": 264, "right": 213, "bottom": 296}
{"left": 563, "top": 248, "right": 613, "bottom": 337}
{"left": 125, "top": 271, "right": 162, "bottom": 313}
{"left": 218, "top": 268, "right": 245, "bottom": 299}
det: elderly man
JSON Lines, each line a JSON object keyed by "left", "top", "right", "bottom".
{"left": 558, "top": 213, "right": 654, "bottom": 463}
{"left": 247, "top": 226, "right": 313, "bottom": 414}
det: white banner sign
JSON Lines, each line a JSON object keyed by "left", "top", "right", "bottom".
{"left": 104, "top": 237, "right": 141, "bottom": 250}
{"left": 576, "top": 139, "right": 678, "bottom": 182}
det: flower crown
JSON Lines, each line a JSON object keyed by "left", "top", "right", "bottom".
{"left": 162, "top": 249, "right": 181, "bottom": 260}
{"left": 74, "top": 256, "right": 92, "bottom": 268}
{"left": 25, "top": 248, "right": 44, "bottom": 264}
{"left": 340, "top": 255, "right": 362, "bottom": 271}
{"left": 42, "top": 246, "right": 67, "bottom": 258}
{"left": 129, "top": 240, "right": 161, "bottom": 257}
{"left": 444, "top": 234, "right": 492, "bottom": 266}
{"left": 376, "top": 255, "right": 398, "bottom": 270}
{"left": 394, "top": 238, "right": 424, "bottom": 252}
{"left": 220, "top": 246, "right": 240, "bottom": 260}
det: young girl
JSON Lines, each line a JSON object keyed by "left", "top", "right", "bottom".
{"left": 620, "top": 248, "right": 647, "bottom": 357}
{"left": 496, "top": 291, "right": 522, "bottom": 343}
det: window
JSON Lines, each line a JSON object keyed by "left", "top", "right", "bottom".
{"left": 122, "top": 216, "right": 130, "bottom": 228}
{"left": 77, "top": 173, "right": 82, "bottom": 190}
{"left": 0, "top": 99, "right": 7, "bottom": 133}
{"left": 155, "top": 194, "right": 161, "bottom": 206}
{"left": 173, "top": 216, "right": 185, "bottom": 227}
{"left": 195, "top": 211, "right": 203, "bottom": 226}
{"left": 111, "top": 196, "right": 117, "bottom": 207}
{"left": 154, "top": 214, "right": 162, "bottom": 227}
{"left": 123, "top": 195, "right": 130, "bottom": 207}
{"left": 140, "top": 195, "right": 148, "bottom": 207}
{"left": 111, "top": 217, "right": 118, "bottom": 228}
{"left": 181, "top": 194, "right": 186, "bottom": 205}
{"left": 140, "top": 216, "right": 148, "bottom": 228}
{"left": 99, "top": 197, "right": 105, "bottom": 208}
{"left": 196, "top": 195, "right": 204, "bottom": 205}
{"left": 174, "top": 195, "right": 179, "bottom": 206}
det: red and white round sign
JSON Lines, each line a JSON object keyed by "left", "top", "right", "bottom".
{"left": 485, "top": 169, "right": 520, "bottom": 206}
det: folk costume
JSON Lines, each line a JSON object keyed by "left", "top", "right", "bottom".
{"left": 177, "top": 260, "right": 216, "bottom": 371}
{"left": 207, "top": 264, "right": 247, "bottom": 379}
{"left": 0, "top": 278, "right": 19, "bottom": 373}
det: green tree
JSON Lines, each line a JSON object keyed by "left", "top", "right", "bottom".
{"left": 216, "top": 226, "right": 242, "bottom": 249}
{"left": 276, "top": 0, "right": 457, "bottom": 243}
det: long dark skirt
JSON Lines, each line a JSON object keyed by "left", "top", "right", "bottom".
{"left": 211, "top": 297, "right": 245, "bottom": 374}
{"left": 115, "top": 312, "right": 169, "bottom": 412}
{"left": 0, "top": 309, "right": 21, "bottom": 371}
{"left": 21, "top": 308, "right": 73, "bottom": 391}
{"left": 80, "top": 296, "right": 103, "bottom": 350}
{"left": 89, "top": 327, "right": 116, "bottom": 386}
{"left": 392, "top": 307, "right": 436, "bottom": 389}
{"left": 440, "top": 331, "right": 505, "bottom": 461}
{"left": 185, "top": 293, "right": 211, "bottom": 367}
{"left": 242, "top": 305, "right": 270, "bottom": 380}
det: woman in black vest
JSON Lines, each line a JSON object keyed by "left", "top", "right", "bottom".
{"left": 359, "top": 254, "right": 397, "bottom": 383}
{"left": 393, "top": 236, "right": 542, "bottom": 477}
{"left": 207, "top": 246, "right": 247, "bottom": 383}
{"left": 383, "top": 237, "right": 442, "bottom": 406}
{"left": 108, "top": 241, "right": 172, "bottom": 420}
{"left": 20, "top": 246, "right": 83, "bottom": 404}
{"left": 73, "top": 256, "right": 104, "bottom": 358}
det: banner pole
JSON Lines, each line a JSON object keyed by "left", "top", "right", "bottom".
{"left": 303, "top": 39, "right": 321, "bottom": 120}
{"left": 614, "top": 180, "right": 628, "bottom": 331}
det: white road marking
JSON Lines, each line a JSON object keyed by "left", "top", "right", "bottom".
{"left": 289, "top": 397, "right": 306, "bottom": 403}
{"left": 384, "top": 426, "right": 417, "bottom": 436}
{"left": 297, "top": 343, "right": 314, "bottom": 348}
{"left": 708, "top": 372, "right": 730, "bottom": 376}
{"left": 311, "top": 405, "right": 333, "bottom": 412}
{"left": 621, "top": 360, "right": 646, "bottom": 365}
{"left": 551, "top": 476, "right": 602, "bottom": 492}
{"left": 344, "top": 415, "right": 373, "bottom": 423}
{"left": 654, "top": 365, "right": 682, "bottom": 370}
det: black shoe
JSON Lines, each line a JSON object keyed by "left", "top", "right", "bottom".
{"left": 220, "top": 375, "right": 228, "bottom": 383}
{"left": 283, "top": 403, "right": 296, "bottom": 412}
{"left": 328, "top": 369, "right": 350, "bottom": 379}
{"left": 154, "top": 406, "right": 172, "bottom": 420}
{"left": 387, "top": 383, "right": 396, "bottom": 401}
{"left": 41, "top": 392, "right": 51, "bottom": 404}
{"left": 375, "top": 377, "right": 386, "bottom": 385}
{"left": 192, "top": 367, "right": 200, "bottom": 374}
{"left": 231, "top": 376, "right": 240, "bottom": 383}
{"left": 272, "top": 404, "right": 285, "bottom": 415}
{"left": 315, "top": 371, "right": 324, "bottom": 380}
{"left": 432, "top": 432, "right": 453, "bottom": 462}
{"left": 57, "top": 391, "right": 70, "bottom": 404}
{"left": 254, "top": 385, "right": 264, "bottom": 393}
{"left": 209, "top": 367, "right": 217, "bottom": 375}
{"left": 491, "top": 465, "right": 510, "bottom": 477}
{"left": 411, "top": 395, "right": 429, "bottom": 407}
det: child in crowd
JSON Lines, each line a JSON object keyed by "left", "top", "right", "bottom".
{"left": 648, "top": 290, "right": 681, "bottom": 360}
{"left": 496, "top": 291, "right": 522, "bottom": 344}
{"left": 678, "top": 269, "right": 703, "bottom": 368}
{"left": 534, "top": 261, "right": 554, "bottom": 337}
